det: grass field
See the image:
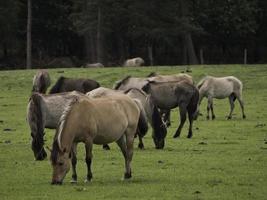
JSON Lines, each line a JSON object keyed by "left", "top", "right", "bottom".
{"left": 0, "top": 65, "right": 266, "bottom": 200}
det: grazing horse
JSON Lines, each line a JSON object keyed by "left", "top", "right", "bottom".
{"left": 197, "top": 76, "right": 246, "bottom": 120}
{"left": 124, "top": 57, "right": 144, "bottom": 67}
{"left": 87, "top": 87, "right": 167, "bottom": 149}
{"left": 142, "top": 80, "right": 199, "bottom": 138}
{"left": 26, "top": 91, "right": 84, "bottom": 160}
{"left": 114, "top": 73, "right": 193, "bottom": 127}
{"left": 50, "top": 95, "right": 140, "bottom": 184}
{"left": 49, "top": 76, "right": 100, "bottom": 94}
{"left": 32, "top": 70, "right": 51, "bottom": 93}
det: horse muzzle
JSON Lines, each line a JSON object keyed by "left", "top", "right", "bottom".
{"left": 51, "top": 180, "right": 63, "bottom": 185}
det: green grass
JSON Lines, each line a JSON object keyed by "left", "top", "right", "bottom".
{"left": 0, "top": 65, "right": 266, "bottom": 200}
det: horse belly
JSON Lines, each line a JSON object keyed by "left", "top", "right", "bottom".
{"left": 93, "top": 115, "right": 128, "bottom": 145}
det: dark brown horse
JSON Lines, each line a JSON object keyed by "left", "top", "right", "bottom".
{"left": 50, "top": 95, "right": 140, "bottom": 184}
{"left": 142, "top": 80, "right": 199, "bottom": 138}
{"left": 49, "top": 76, "right": 100, "bottom": 94}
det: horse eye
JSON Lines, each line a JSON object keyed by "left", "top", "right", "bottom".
{"left": 58, "top": 162, "right": 64, "bottom": 166}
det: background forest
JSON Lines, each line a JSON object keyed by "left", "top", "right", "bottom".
{"left": 0, "top": 0, "right": 267, "bottom": 69}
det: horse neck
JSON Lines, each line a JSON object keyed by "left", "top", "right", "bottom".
{"left": 57, "top": 126, "right": 75, "bottom": 153}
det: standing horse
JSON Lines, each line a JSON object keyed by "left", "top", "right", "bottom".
{"left": 32, "top": 70, "right": 51, "bottom": 93}
{"left": 50, "top": 95, "right": 140, "bottom": 184}
{"left": 49, "top": 76, "right": 100, "bottom": 94}
{"left": 142, "top": 80, "right": 199, "bottom": 138}
{"left": 114, "top": 73, "right": 193, "bottom": 127}
{"left": 197, "top": 76, "right": 246, "bottom": 120}
{"left": 27, "top": 91, "right": 84, "bottom": 160}
{"left": 87, "top": 87, "right": 167, "bottom": 149}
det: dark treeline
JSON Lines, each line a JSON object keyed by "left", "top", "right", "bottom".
{"left": 0, "top": 0, "right": 267, "bottom": 69}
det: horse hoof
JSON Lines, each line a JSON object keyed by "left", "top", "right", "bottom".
{"left": 206, "top": 116, "right": 210, "bottom": 120}
{"left": 187, "top": 135, "right": 192, "bottom": 139}
{"left": 243, "top": 115, "right": 246, "bottom": 119}
{"left": 70, "top": 179, "right": 77, "bottom": 184}
{"left": 212, "top": 116, "right": 215, "bottom": 120}
{"left": 173, "top": 134, "right": 179, "bottom": 138}
{"left": 227, "top": 116, "right": 232, "bottom": 120}
{"left": 84, "top": 179, "right": 92, "bottom": 183}
{"left": 138, "top": 144, "right": 144, "bottom": 149}
{"left": 124, "top": 173, "right": 132, "bottom": 180}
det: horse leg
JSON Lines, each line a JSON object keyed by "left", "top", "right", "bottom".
{"left": 84, "top": 139, "right": 93, "bottom": 182}
{"left": 116, "top": 133, "right": 133, "bottom": 179}
{"left": 138, "top": 134, "right": 144, "bottom": 149}
{"left": 236, "top": 96, "right": 246, "bottom": 119}
{"left": 206, "top": 99, "right": 210, "bottom": 120}
{"left": 187, "top": 110, "right": 194, "bottom": 138}
{"left": 70, "top": 143, "right": 78, "bottom": 183}
{"left": 227, "top": 94, "right": 235, "bottom": 119}
{"left": 173, "top": 104, "right": 187, "bottom": 138}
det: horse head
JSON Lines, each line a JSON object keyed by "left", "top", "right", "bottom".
{"left": 50, "top": 140, "right": 71, "bottom": 185}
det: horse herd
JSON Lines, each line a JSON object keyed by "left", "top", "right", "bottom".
{"left": 27, "top": 69, "right": 246, "bottom": 185}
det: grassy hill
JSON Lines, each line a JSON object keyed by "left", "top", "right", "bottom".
{"left": 0, "top": 65, "right": 266, "bottom": 200}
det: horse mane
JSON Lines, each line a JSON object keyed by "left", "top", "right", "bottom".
{"left": 49, "top": 76, "right": 65, "bottom": 94}
{"left": 51, "top": 139, "right": 60, "bottom": 165}
{"left": 56, "top": 96, "right": 80, "bottom": 150}
{"left": 151, "top": 103, "right": 167, "bottom": 140}
{"left": 123, "top": 88, "right": 147, "bottom": 97}
{"left": 28, "top": 93, "right": 45, "bottom": 156}
{"left": 113, "top": 75, "right": 131, "bottom": 90}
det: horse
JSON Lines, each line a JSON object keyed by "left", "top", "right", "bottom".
{"left": 84, "top": 62, "right": 104, "bottom": 68}
{"left": 114, "top": 73, "right": 193, "bottom": 127}
{"left": 197, "top": 76, "right": 246, "bottom": 120}
{"left": 32, "top": 70, "right": 51, "bottom": 93}
{"left": 87, "top": 87, "right": 167, "bottom": 149}
{"left": 49, "top": 76, "right": 100, "bottom": 94}
{"left": 26, "top": 91, "right": 84, "bottom": 160}
{"left": 50, "top": 94, "right": 140, "bottom": 184}
{"left": 142, "top": 80, "right": 199, "bottom": 138}
{"left": 123, "top": 57, "right": 145, "bottom": 67}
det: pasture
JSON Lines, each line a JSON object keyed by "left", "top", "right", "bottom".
{"left": 0, "top": 65, "right": 266, "bottom": 199}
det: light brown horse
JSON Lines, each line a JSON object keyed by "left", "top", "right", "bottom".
{"left": 197, "top": 76, "right": 246, "bottom": 119}
{"left": 50, "top": 95, "right": 140, "bottom": 184}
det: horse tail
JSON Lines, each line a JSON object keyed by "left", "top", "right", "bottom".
{"left": 49, "top": 76, "right": 65, "bottom": 94}
{"left": 133, "top": 99, "right": 148, "bottom": 138}
{"left": 28, "top": 93, "right": 46, "bottom": 160}
{"left": 189, "top": 86, "right": 200, "bottom": 120}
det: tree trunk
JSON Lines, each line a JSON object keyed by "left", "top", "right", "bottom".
{"left": 26, "top": 0, "right": 32, "bottom": 69}
{"left": 96, "top": 6, "right": 103, "bottom": 63}
{"left": 148, "top": 45, "right": 153, "bottom": 66}
{"left": 183, "top": 33, "right": 198, "bottom": 65}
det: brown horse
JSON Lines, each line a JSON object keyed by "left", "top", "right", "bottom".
{"left": 50, "top": 95, "right": 140, "bottom": 184}
{"left": 32, "top": 70, "right": 51, "bottom": 93}
{"left": 142, "top": 80, "right": 199, "bottom": 138}
{"left": 87, "top": 87, "right": 166, "bottom": 149}
{"left": 49, "top": 76, "right": 100, "bottom": 94}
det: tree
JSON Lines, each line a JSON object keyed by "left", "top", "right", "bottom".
{"left": 26, "top": 0, "right": 32, "bottom": 69}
